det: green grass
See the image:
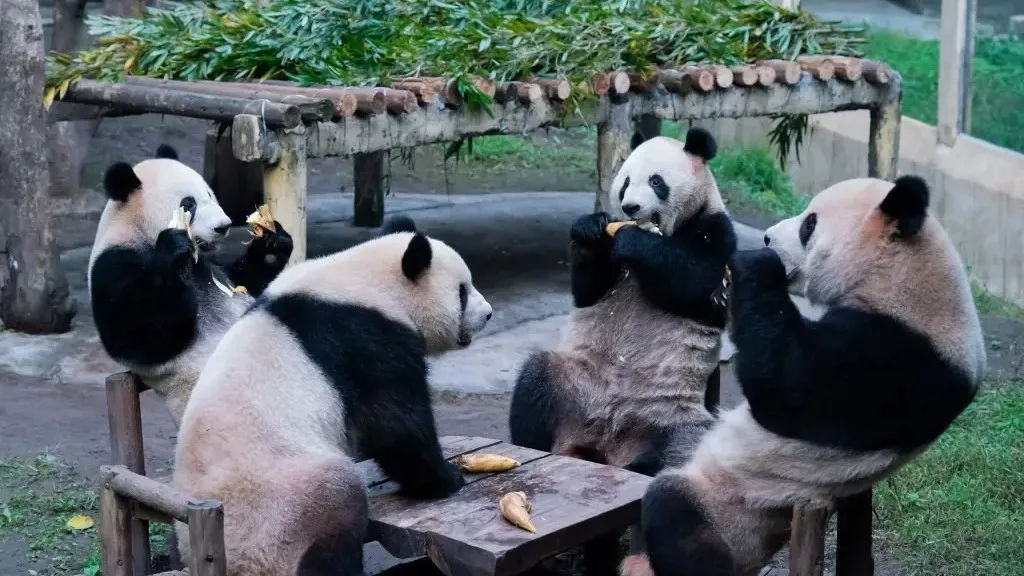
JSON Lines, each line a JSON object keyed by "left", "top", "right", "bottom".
{"left": 709, "top": 146, "right": 808, "bottom": 219}
{"left": 972, "top": 281, "right": 1024, "bottom": 319}
{"left": 874, "top": 382, "right": 1024, "bottom": 576}
{"left": 863, "top": 30, "right": 1024, "bottom": 153}
{"left": 458, "top": 128, "right": 596, "bottom": 177}
{"left": 0, "top": 454, "right": 99, "bottom": 575}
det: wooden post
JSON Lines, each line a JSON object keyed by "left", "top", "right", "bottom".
{"left": 937, "top": 0, "right": 976, "bottom": 146}
{"left": 187, "top": 500, "right": 228, "bottom": 576}
{"left": 353, "top": 151, "right": 386, "bottom": 228}
{"left": 869, "top": 74, "right": 902, "bottom": 182}
{"left": 263, "top": 127, "right": 307, "bottom": 264}
{"left": 105, "top": 372, "right": 150, "bottom": 574}
{"left": 596, "top": 100, "right": 633, "bottom": 213}
{"left": 789, "top": 502, "right": 828, "bottom": 576}
{"left": 203, "top": 127, "right": 264, "bottom": 225}
{"left": 836, "top": 490, "right": 875, "bottom": 576}
{"left": 632, "top": 115, "right": 662, "bottom": 149}
{"left": 100, "top": 477, "right": 134, "bottom": 576}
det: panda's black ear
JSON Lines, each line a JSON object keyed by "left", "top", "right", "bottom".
{"left": 155, "top": 144, "right": 179, "bottom": 160}
{"left": 879, "top": 175, "right": 930, "bottom": 237}
{"left": 683, "top": 127, "right": 717, "bottom": 162}
{"left": 402, "top": 232, "right": 432, "bottom": 282}
{"left": 103, "top": 162, "right": 142, "bottom": 202}
{"left": 379, "top": 215, "right": 418, "bottom": 237}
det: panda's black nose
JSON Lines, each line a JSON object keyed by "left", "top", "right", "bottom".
{"left": 214, "top": 225, "right": 230, "bottom": 235}
{"left": 764, "top": 234, "right": 771, "bottom": 246}
{"left": 622, "top": 203, "right": 641, "bottom": 217}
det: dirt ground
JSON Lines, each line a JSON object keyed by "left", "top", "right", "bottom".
{"left": 2, "top": 114, "right": 1023, "bottom": 575}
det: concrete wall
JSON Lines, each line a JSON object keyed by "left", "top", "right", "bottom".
{"left": 703, "top": 112, "right": 1024, "bottom": 306}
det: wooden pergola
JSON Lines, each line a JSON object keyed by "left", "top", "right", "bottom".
{"left": 52, "top": 57, "right": 900, "bottom": 267}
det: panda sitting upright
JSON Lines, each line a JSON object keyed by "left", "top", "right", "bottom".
{"left": 174, "top": 216, "right": 492, "bottom": 575}
{"left": 88, "top": 145, "right": 293, "bottom": 424}
{"left": 634, "top": 176, "right": 985, "bottom": 576}
{"left": 510, "top": 128, "right": 737, "bottom": 474}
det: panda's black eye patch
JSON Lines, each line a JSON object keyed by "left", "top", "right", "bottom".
{"left": 459, "top": 283, "right": 468, "bottom": 313}
{"left": 619, "top": 177, "right": 630, "bottom": 202}
{"left": 799, "top": 212, "right": 817, "bottom": 246}
{"left": 648, "top": 174, "right": 669, "bottom": 200}
{"left": 180, "top": 196, "right": 197, "bottom": 223}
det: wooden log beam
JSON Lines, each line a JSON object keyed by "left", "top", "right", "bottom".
{"left": 708, "top": 65, "right": 735, "bottom": 89}
{"left": 627, "top": 69, "right": 660, "bottom": 93}
{"left": 512, "top": 82, "right": 543, "bottom": 106}
{"left": 590, "top": 73, "right": 611, "bottom": 96}
{"left": 730, "top": 66, "right": 759, "bottom": 87}
{"left": 380, "top": 88, "right": 419, "bottom": 115}
{"left": 755, "top": 65, "right": 778, "bottom": 87}
{"left": 607, "top": 71, "right": 632, "bottom": 99}
{"left": 61, "top": 79, "right": 302, "bottom": 128}
{"left": 391, "top": 79, "right": 439, "bottom": 106}
{"left": 790, "top": 502, "right": 829, "bottom": 576}
{"left": 862, "top": 60, "right": 892, "bottom": 85}
{"left": 124, "top": 77, "right": 335, "bottom": 121}
{"left": 102, "top": 465, "right": 190, "bottom": 522}
{"left": 46, "top": 101, "right": 140, "bottom": 122}
{"left": 230, "top": 79, "right": 359, "bottom": 118}
{"left": 344, "top": 87, "right": 388, "bottom": 116}
{"left": 534, "top": 78, "right": 572, "bottom": 101}
{"left": 681, "top": 66, "right": 715, "bottom": 92}
{"left": 797, "top": 56, "right": 835, "bottom": 81}
{"left": 758, "top": 60, "right": 802, "bottom": 85}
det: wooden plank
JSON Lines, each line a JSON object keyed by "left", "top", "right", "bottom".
{"left": 836, "top": 490, "right": 875, "bottom": 576}
{"left": 105, "top": 372, "right": 150, "bottom": 574}
{"left": 368, "top": 453, "right": 650, "bottom": 575}
{"left": 790, "top": 502, "right": 828, "bottom": 576}
{"left": 187, "top": 500, "right": 228, "bottom": 576}
{"left": 103, "top": 465, "right": 190, "bottom": 522}
{"left": 937, "top": 0, "right": 976, "bottom": 146}
{"left": 359, "top": 436, "right": 502, "bottom": 487}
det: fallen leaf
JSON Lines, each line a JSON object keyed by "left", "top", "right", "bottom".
{"left": 66, "top": 515, "right": 94, "bottom": 531}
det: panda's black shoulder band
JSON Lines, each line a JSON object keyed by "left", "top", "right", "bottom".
{"left": 683, "top": 127, "right": 717, "bottom": 161}
{"left": 155, "top": 144, "right": 179, "bottom": 160}
{"left": 103, "top": 162, "right": 142, "bottom": 202}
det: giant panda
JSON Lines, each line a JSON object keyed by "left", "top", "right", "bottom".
{"left": 509, "top": 128, "right": 737, "bottom": 475}
{"left": 173, "top": 216, "right": 493, "bottom": 575}
{"left": 632, "top": 176, "right": 985, "bottom": 576}
{"left": 88, "top": 145, "right": 293, "bottom": 424}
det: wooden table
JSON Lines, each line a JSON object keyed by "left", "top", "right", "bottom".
{"left": 358, "top": 436, "right": 652, "bottom": 576}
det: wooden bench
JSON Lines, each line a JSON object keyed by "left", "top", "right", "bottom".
{"left": 102, "top": 371, "right": 874, "bottom": 576}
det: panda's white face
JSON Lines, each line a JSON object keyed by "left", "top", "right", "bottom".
{"left": 611, "top": 137, "right": 710, "bottom": 235}
{"left": 132, "top": 159, "right": 233, "bottom": 249}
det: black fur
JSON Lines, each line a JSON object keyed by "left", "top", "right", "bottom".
{"left": 623, "top": 430, "right": 672, "bottom": 476}
{"left": 569, "top": 211, "right": 736, "bottom": 326}
{"left": 91, "top": 229, "right": 199, "bottom": 365}
{"left": 683, "top": 127, "right": 717, "bottom": 161}
{"left": 226, "top": 221, "right": 293, "bottom": 296}
{"left": 509, "top": 352, "right": 559, "bottom": 451}
{"left": 155, "top": 144, "right": 179, "bottom": 160}
{"left": 378, "top": 215, "right": 418, "bottom": 236}
{"left": 569, "top": 212, "right": 621, "bottom": 307}
{"left": 402, "top": 233, "right": 433, "bottom": 282}
{"left": 879, "top": 175, "right": 930, "bottom": 237}
{"left": 728, "top": 248, "right": 977, "bottom": 452}
{"left": 262, "top": 295, "right": 464, "bottom": 499}
{"left": 297, "top": 539, "right": 364, "bottom": 576}
{"left": 643, "top": 475, "right": 734, "bottom": 576}
{"left": 92, "top": 225, "right": 291, "bottom": 367}
{"left": 103, "top": 162, "right": 142, "bottom": 202}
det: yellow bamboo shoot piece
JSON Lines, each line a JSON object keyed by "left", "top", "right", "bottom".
{"left": 604, "top": 221, "right": 634, "bottom": 237}
{"left": 166, "top": 206, "right": 198, "bottom": 262}
{"left": 454, "top": 453, "right": 520, "bottom": 473}
{"left": 246, "top": 204, "right": 276, "bottom": 238}
{"left": 233, "top": 285, "right": 249, "bottom": 294}
{"left": 499, "top": 491, "right": 536, "bottom": 533}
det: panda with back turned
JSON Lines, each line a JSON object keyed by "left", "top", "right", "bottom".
{"left": 626, "top": 176, "right": 985, "bottom": 576}
{"left": 88, "top": 145, "right": 293, "bottom": 424}
{"left": 173, "top": 216, "right": 493, "bottom": 575}
{"left": 509, "top": 128, "right": 737, "bottom": 474}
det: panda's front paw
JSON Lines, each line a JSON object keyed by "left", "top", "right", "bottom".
{"left": 400, "top": 461, "right": 465, "bottom": 499}
{"left": 155, "top": 228, "right": 196, "bottom": 271}
{"left": 729, "top": 248, "right": 788, "bottom": 293}
{"left": 571, "top": 212, "right": 613, "bottom": 245}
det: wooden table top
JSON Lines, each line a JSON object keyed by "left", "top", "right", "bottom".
{"left": 357, "top": 436, "right": 652, "bottom": 576}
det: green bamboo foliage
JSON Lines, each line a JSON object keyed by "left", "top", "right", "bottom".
{"left": 45, "top": 0, "right": 864, "bottom": 159}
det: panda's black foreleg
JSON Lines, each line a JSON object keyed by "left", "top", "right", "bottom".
{"left": 509, "top": 352, "right": 559, "bottom": 451}
{"left": 227, "top": 220, "right": 293, "bottom": 296}
{"left": 610, "top": 214, "right": 734, "bottom": 324}
{"left": 642, "top": 475, "right": 734, "bottom": 576}
{"left": 570, "top": 212, "right": 623, "bottom": 308}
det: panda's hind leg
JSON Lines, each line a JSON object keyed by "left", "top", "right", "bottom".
{"left": 642, "top": 473, "right": 735, "bottom": 576}
{"left": 292, "top": 457, "right": 368, "bottom": 576}
{"left": 509, "top": 351, "right": 561, "bottom": 452}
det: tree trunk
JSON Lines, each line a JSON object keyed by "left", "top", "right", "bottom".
{"left": 49, "top": 0, "right": 94, "bottom": 213}
{"left": 0, "top": 0, "right": 77, "bottom": 333}
{"left": 103, "top": 0, "right": 147, "bottom": 17}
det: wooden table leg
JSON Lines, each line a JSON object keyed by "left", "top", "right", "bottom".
{"left": 263, "top": 126, "right": 308, "bottom": 265}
